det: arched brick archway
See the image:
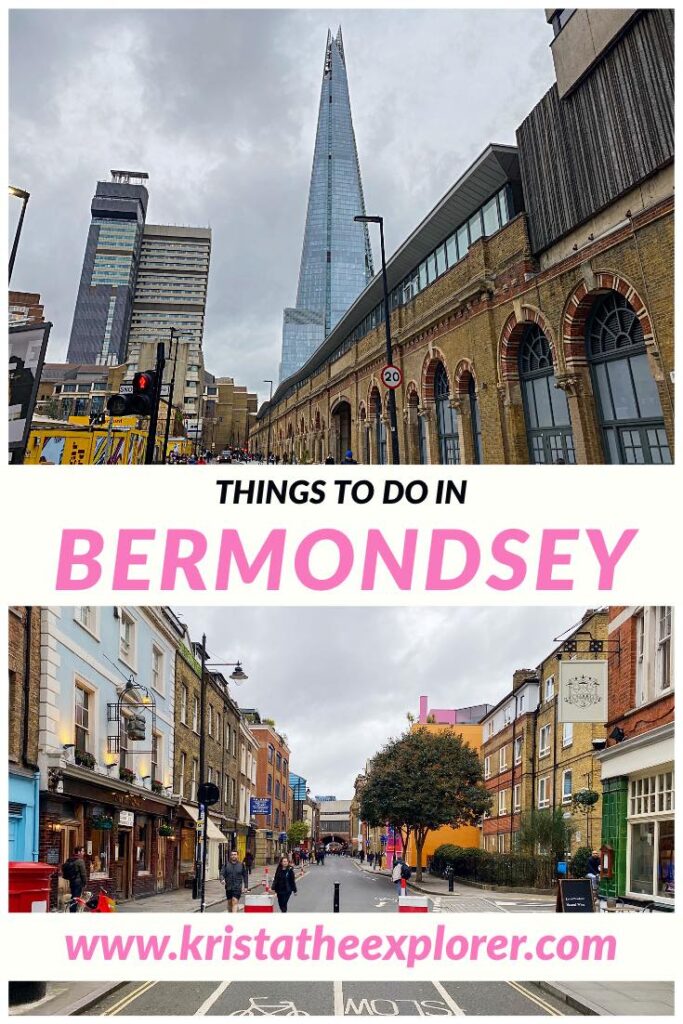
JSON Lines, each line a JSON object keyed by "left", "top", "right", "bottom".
{"left": 498, "top": 307, "right": 560, "bottom": 383}
{"left": 420, "top": 348, "right": 452, "bottom": 403}
{"left": 453, "top": 359, "right": 484, "bottom": 464}
{"left": 453, "top": 359, "right": 475, "bottom": 397}
{"left": 561, "top": 272, "right": 655, "bottom": 370}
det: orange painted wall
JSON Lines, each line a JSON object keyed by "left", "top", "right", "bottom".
{"left": 406, "top": 722, "right": 483, "bottom": 868}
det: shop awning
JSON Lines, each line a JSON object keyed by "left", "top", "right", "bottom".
{"left": 178, "top": 803, "right": 226, "bottom": 842}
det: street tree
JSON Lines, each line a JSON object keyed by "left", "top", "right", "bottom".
{"left": 360, "top": 727, "right": 491, "bottom": 881}
{"left": 514, "top": 808, "right": 572, "bottom": 858}
{"left": 287, "top": 820, "right": 310, "bottom": 847}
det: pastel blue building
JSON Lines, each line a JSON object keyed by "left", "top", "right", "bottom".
{"left": 279, "top": 28, "right": 374, "bottom": 382}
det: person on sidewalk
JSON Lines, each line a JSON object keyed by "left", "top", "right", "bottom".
{"left": 62, "top": 846, "right": 88, "bottom": 912}
{"left": 341, "top": 449, "right": 358, "bottom": 465}
{"left": 367, "top": 851, "right": 374, "bottom": 869}
{"left": 392, "top": 856, "right": 411, "bottom": 897}
{"left": 272, "top": 855, "right": 298, "bottom": 913}
{"left": 221, "top": 850, "right": 248, "bottom": 913}
{"left": 244, "top": 850, "right": 254, "bottom": 886}
{"left": 586, "top": 850, "right": 601, "bottom": 895}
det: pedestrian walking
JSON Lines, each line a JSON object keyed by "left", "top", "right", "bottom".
{"left": 324, "top": 453, "right": 335, "bottom": 464}
{"left": 342, "top": 449, "right": 358, "bottom": 464}
{"left": 272, "top": 855, "right": 298, "bottom": 913}
{"left": 359, "top": 848, "right": 365, "bottom": 864}
{"left": 62, "top": 846, "right": 88, "bottom": 912}
{"left": 367, "top": 851, "right": 374, "bottom": 869}
{"left": 221, "top": 850, "right": 248, "bottom": 913}
{"left": 392, "top": 856, "right": 411, "bottom": 897}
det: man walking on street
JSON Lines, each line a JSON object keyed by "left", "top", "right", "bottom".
{"left": 221, "top": 850, "right": 248, "bottom": 912}
{"left": 62, "top": 846, "right": 87, "bottom": 912}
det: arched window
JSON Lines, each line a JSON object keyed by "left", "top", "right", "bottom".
{"left": 372, "top": 390, "right": 386, "bottom": 465}
{"left": 468, "top": 375, "right": 483, "bottom": 464}
{"left": 519, "top": 326, "right": 575, "bottom": 464}
{"left": 587, "top": 292, "right": 670, "bottom": 464}
{"left": 434, "top": 362, "right": 460, "bottom": 464}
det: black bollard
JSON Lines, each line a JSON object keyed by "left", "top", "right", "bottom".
{"left": 9, "top": 982, "right": 47, "bottom": 1007}
{"left": 333, "top": 881, "right": 340, "bottom": 912}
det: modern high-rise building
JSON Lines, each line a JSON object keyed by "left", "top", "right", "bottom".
{"left": 125, "top": 224, "right": 211, "bottom": 441}
{"left": 66, "top": 171, "right": 149, "bottom": 365}
{"left": 279, "top": 27, "right": 373, "bottom": 382}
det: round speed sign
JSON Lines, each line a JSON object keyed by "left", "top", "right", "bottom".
{"left": 381, "top": 364, "right": 403, "bottom": 389}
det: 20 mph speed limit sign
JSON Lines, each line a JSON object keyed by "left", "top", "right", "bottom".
{"left": 381, "top": 364, "right": 403, "bottom": 389}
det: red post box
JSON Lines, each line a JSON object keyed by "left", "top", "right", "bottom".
{"left": 9, "top": 861, "right": 56, "bottom": 913}
{"left": 244, "top": 894, "right": 275, "bottom": 913}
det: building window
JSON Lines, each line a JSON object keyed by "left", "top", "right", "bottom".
{"left": 655, "top": 606, "right": 672, "bottom": 692}
{"left": 191, "top": 758, "right": 198, "bottom": 799}
{"left": 587, "top": 291, "right": 670, "bottom": 464}
{"left": 231, "top": 729, "right": 237, "bottom": 757}
{"left": 519, "top": 326, "right": 575, "bottom": 464}
{"left": 208, "top": 705, "right": 214, "bottom": 737}
{"left": 545, "top": 676, "right": 555, "bottom": 701}
{"left": 229, "top": 778, "right": 236, "bottom": 806}
{"left": 76, "top": 607, "right": 97, "bottom": 636}
{"left": 268, "top": 745, "right": 274, "bottom": 764}
{"left": 151, "top": 732, "right": 160, "bottom": 783}
{"left": 499, "top": 746, "right": 508, "bottom": 771}
{"left": 180, "top": 685, "right": 188, "bottom": 725}
{"left": 274, "top": 808, "right": 280, "bottom": 827}
{"left": 468, "top": 376, "right": 483, "bottom": 463}
{"left": 514, "top": 736, "right": 523, "bottom": 765}
{"left": 276, "top": 751, "right": 282, "bottom": 770}
{"left": 629, "top": 816, "right": 674, "bottom": 901}
{"left": 151, "top": 646, "right": 163, "bottom": 694}
{"left": 74, "top": 683, "right": 91, "bottom": 754}
{"left": 635, "top": 610, "right": 646, "bottom": 705}
{"left": 498, "top": 790, "right": 507, "bottom": 815}
{"left": 373, "top": 391, "right": 386, "bottom": 465}
{"left": 486, "top": 720, "right": 494, "bottom": 739}
{"left": 562, "top": 770, "right": 573, "bottom": 804}
{"left": 434, "top": 362, "right": 460, "bottom": 464}
{"left": 179, "top": 752, "right": 186, "bottom": 797}
{"left": 518, "top": 693, "right": 525, "bottom": 713}
{"left": 513, "top": 783, "right": 521, "bottom": 811}
{"left": 538, "top": 776, "right": 551, "bottom": 809}
{"left": 192, "top": 696, "right": 199, "bottom": 733}
{"left": 484, "top": 755, "right": 491, "bottom": 779}
{"left": 562, "top": 722, "right": 574, "bottom": 748}
{"left": 136, "top": 816, "right": 151, "bottom": 873}
{"left": 90, "top": 826, "right": 110, "bottom": 878}
{"left": 497, "top": 834, "right": 507, "bottom": 853}
{"left": 539, "top": 724, "right": 551, "bottom": 758}
{"left": 267, "top": 774, "right": 272, "bottom": 794}
{"left": 119, "top": 611, "right": 136, "bottom": 666}
{"left": 275, "top": 780, "right": 281, "bottom": 800}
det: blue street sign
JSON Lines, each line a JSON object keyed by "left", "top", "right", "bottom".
{"left": 279, "top": 832, "right": 288, "bottom": 842}
{"left": 250, "top": 797, "right": 272, "bottom": 816}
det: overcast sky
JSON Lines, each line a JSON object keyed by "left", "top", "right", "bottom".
{"left": 177, "top": 605, "right": 585, "bottom": 798}
{"left": 9, "top": 9, "right": 555, "bottom": 403}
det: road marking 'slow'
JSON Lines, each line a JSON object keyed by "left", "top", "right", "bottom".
{"left": 195, "top": 980, "right": 232, "bottom": 1016}
{"left": 102, "top": 981, "right": 157, "bottom": 1016}
{"left": 431, "top": 981, "right": 465, "bottom": 1015}
{"left": 506, "top": 981, "right": 565, "bottom": 1016}
{"left": 334, "top": 980, "right": 344, "bottom": 1016}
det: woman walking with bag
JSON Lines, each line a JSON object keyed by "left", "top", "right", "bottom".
{"left": 272, "top": 855, "right": 297, "bottom": 912}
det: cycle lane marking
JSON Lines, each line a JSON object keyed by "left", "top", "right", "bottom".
{"left": 195, "top": 981, "right": 232, "bottom": 1016}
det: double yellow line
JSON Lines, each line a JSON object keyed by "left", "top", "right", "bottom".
{"left": 101, "top": 981, "right": 158, "bottom": 1016}
{"left": 506, "top": 980, "right": 566, "bottom": 1016}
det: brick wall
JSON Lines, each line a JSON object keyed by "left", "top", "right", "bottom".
{"left": 8, "top": 607, "right": 41, "bottom": 769}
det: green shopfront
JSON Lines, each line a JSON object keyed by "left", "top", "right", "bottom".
{"left": 598, "top": 724, "right": 674, "bottom": 907}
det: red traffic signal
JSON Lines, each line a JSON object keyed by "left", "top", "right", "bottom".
{"left": 133, "top": 371, "right": 155, "bottom": 394}
{"left": 107, "top": 370, "right": 159, "bottom": 418}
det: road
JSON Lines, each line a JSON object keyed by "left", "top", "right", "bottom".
{"left": 80, "top": 980, "right": 576, "bottom": 1016}
{"left": 205, "top": 857, "right": 555, "bottom": 915}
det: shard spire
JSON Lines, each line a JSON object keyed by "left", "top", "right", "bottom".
{"left": 279, "top": 27, "right": 374, "bottom": 383}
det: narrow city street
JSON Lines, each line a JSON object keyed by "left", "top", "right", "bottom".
{"left": 69, "top": 979, "right": 578, "bottom": 1016}
{"left": 204, "top": 859, "right": 555, "bottom": 915}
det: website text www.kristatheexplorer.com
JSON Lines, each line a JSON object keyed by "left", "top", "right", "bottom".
{"left": 65, "top": 925, "right": 617, "bottom": 967}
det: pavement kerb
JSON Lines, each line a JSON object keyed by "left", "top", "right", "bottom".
{"left": 534, "top": 982, "right": 600, "bottom": 1016}
{"left": 9, "top": 982, "right": 129, "bottom": 1017}
{"left": 352, "top": 861, "right": 552, "bottom": 901}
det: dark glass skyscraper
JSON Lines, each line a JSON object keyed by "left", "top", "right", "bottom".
{"left": 66, "top": 171, "right": 149, "bottom": 365}
{"left": 279, "top": 28, "right": 374, "bottom": 382}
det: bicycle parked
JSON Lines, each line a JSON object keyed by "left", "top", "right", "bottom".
{"left": 62, "top": 888, "right": 116, "bottom": 913}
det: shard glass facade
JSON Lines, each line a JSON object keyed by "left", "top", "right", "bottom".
{"left": 279, "top": 28, "right": 373, "bottom": 382}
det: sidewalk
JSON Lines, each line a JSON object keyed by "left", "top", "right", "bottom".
{"left": 537, "top": 981, "right": 675, "bottom": 1016}
{"left": 354, "top": 861, "right": 553, "bottom": 902}
{"left": 10, "top": 982, "right": 126, "bottom": 1016}
{"left": 116, "top": 865, "right": 306, "bottom": 913}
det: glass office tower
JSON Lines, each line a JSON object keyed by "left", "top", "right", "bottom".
{"left": 279, "top": 28, "right": 374, "bottom": 382}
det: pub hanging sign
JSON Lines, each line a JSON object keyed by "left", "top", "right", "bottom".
{"left": 558, "top": 660, "right": 607, "bottom": 723}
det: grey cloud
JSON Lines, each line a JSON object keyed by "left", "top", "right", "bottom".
{"left": 176, "top": 605, "right": 585, "bottom": 798}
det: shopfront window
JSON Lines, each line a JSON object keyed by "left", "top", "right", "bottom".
{"left": 136, "top": 816, "right": 151, "bottom": 873}
{"left": 519, "top": 325, "right": 575, "bottom": 464}
{"left": 628, "top": 770, "right": 674, "bottom": 900}
{"left": 180, "top": 829, "right": 195, "bottom": 873}
{"left": 90, "top": 828, "right": 110, "bottom": 877}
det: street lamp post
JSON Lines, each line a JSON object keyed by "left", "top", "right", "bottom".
{"left": 354, "top": 214, "right": 400, "bottom": 465}
{"left": 9, "top": 186, "right": 30, "bottom": 284}
{"left": 162, "top": 327, "right": 182, "bottom": 464}
{"left": 195, "top": 643, "right": 248, "bottom": 912}
{"left": 263, "top": 380, "right": 273, "bottom": 464}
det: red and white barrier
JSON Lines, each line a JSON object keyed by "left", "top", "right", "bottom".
{"left": 263, "top": 866, "right": 271, "bottom": 892}
{"left": 397, "top": 895, "right": 430, "bottom": 913}
{"left": 244, "top": 894, "right": 275, "bottom": 913}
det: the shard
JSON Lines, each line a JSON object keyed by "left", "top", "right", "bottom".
{"left": 279, "top": 27, "right": 374, "bottom": 383}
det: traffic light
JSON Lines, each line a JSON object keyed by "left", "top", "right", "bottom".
{"left": 107, "top": 370, "right": 159, "bottom": 417}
